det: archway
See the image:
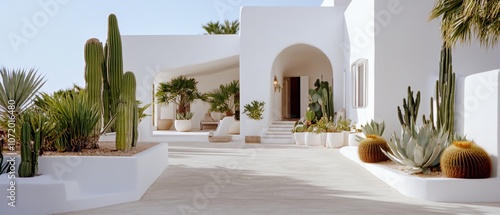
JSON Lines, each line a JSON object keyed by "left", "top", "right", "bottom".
{"left": 272, "top": 44, "right": 333, "bottom": 121}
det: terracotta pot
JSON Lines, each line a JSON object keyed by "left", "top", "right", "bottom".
{"left": 157, "top": 119, "right": 173, "bottom": 130}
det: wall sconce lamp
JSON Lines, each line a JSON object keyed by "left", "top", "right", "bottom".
{"left": 273, "top": 75, "right": 281, "bottom": 92}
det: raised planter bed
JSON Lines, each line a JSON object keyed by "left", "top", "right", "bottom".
{"left": 0, "top": 143, "right": 169, "bottom": 215}
{"left": 340, "top": 146, "right": 500, "bottom": 202}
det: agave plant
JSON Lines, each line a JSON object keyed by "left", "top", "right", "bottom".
{"left": 46, "top": 92, "right": 100, "bottom": 152}
{"left": 381, "top": 124, "right": 450, "bottom": 174}
{"left": 0, "top": 67, "right": 46, "bottom": 114}
{"left": 356, "top": 120, "right": 386, "bottom": 142}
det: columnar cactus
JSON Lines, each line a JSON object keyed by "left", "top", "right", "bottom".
{"left": 102, "top": 43, "right": 111, "bottom": 129}
{"left": 358, "top": 135, "right": 389, "bottom": 163}
{"left": 106, "top": 13, "right": 124, "bottom": 131}
{"left": 397, "top": 86, "right": 421, "bottom": 132}
{"left": 440, "top": 141, "right": 491, "bottom": 178}
{"left": 434, "top": 44, "right": 455, "bottom": 136}
{"left": 116, "top": 72, "right": 136, "bottom": 151}
{"left": 320, "top": 81, "right": 334, "bottom": 120}
{"left": 19, "top": 122, "right": 33, "bottom": 177}
{"left": 132, "top": 103, "right": 138, "bottom": 147}
{"left": 84, "top": 38, "right": 104, "bottom": 133}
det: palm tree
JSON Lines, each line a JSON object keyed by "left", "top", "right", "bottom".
{"left": 155, "top": 75, "right": 204, "bottom": 119}
{"left": 221, "top": 20, "right": 240, "bottom": 34}
{"left": 202, "top": 21, "right": 223, "bottom": 35}
{"left": 206, "top": 80, "right": 239, "bottom": 116}
{"left": 202, "top": 20, "right": 240, "bottom": 35}
{"left": 430, "top": 0, "right": 500, "bottom": 48}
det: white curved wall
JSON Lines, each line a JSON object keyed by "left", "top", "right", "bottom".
{"left": 240, "top": 6, "right": 346, "bottom": 136}
{"left": 122, "top": 35, "right": 239, "bottom": 141}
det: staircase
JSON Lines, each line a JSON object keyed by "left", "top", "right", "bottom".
{"left": 261, "top": 121, "right": 295, "bottom": 144}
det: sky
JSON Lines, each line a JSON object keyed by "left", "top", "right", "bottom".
{"left": 0, "top": 0, "right": 323, "bottom": 94}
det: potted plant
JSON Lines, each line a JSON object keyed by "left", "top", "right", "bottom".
{"left": 243, "top": 100, "right": 264, "bottom": 143}
{"left": 348, "top": 125, "right": 363, "bottom": 146}
{"left": 303, "top": 108, "right": 321, "bottom": 146}
{"left": 292, "top": 119, "right": 307, "bottom": 145}
{"left": 326, "top": 120, "right": 343, "bottom": 148}
{"left": 336, "top": 116, "right": 353, "bottom": 146}
{"left": 205, "top": 80, "right": 239, "bottom": 118}
{"left": 155, "top": 75, "right": 204, "bottom": 132}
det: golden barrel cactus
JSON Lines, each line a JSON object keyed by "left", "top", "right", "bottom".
{"left": 440, "top": 141, "right": 491, "bottom": 178}
{"left": 358, "top": 135, "right": 389, "bottom": 163}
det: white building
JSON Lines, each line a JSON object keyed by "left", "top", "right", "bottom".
{"left": 123, "top": 0, "right": 500, "bottom": 142}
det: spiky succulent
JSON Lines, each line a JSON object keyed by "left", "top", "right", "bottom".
{"left": 356, "top": 120, "right": 385, "bottom": 142}
{"left": 381, "top": 124, "right": 450, "bottom": 174}
{"left": 361, "top": 120, "right": 385, "bottom": 136}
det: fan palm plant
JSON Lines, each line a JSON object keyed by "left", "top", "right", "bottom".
{"left": 155, "top": 75, "right": 204, "bottom": 120}
{"left": 205, "top": 80, "right": 239, "bottom": 116}
{"left": 430, "top": 0, "right": 500, "bottom": 48}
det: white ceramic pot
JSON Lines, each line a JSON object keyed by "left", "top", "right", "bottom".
{"left": 174, "top": 119, "right": 192, "bottom": 132}
{"left": 210, "top": 112, "right": 223, "bottom": 121}
{"left": 320, "top": 133, "right": 327, "bottom": 147}
{"left": 305, "top": 132, "right": 321, "bottom": 146}
{"left": 294, "top": 132, "right": 306, "bottom": 145}
{"left": 348, "top": 132, "right": 363, "bottom": 146}
{"left": 326, "top": 132, "right": 344, "bottom": 148}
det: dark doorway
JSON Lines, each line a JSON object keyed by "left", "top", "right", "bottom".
{"left": 289, "top": 77, "right": 301, "bottom": 119}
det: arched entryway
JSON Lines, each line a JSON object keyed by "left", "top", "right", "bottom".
{"left": 271, "top": 44, "right": 333, "bottom": 121}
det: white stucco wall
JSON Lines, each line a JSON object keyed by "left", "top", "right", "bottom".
{"left": 122, "top": 35, "right": 239, "bottom": 141}
{"left": 344, "top": 0, "right": 375, "bottom": 127}
{"left": 240, "top": 6, "right": 345, "bottom": 136}
{"left": 370, "top": 0, "right": 500, "bottom": 139}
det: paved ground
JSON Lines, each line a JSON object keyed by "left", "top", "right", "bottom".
{"left": 65, "top": 142, "right": 500, "bottom": 215}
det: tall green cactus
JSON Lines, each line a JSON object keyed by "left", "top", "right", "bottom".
{"left": 132, "top": 102, "right": 138, "bottom": 147}
{"left": 102, "top": 43, "right": 111, "bottom": 130}
{"left": 19, "top": 121, "right": 33, "bottom": 178}
{"left": 106, "top": 13, "right": 124, "bottom": 131}
{"left": 116, "top": 72, "right": 136, "bottom": 151}
{"left": 397, "top": 86, "right": 421, "bottom": 132}
{"left": 308, "top": 79, "right": 334, "bottom": 122}
{"left": 84, "top": 38, "right": 104, "bottom": 135}
{"left": 435, "top": 44, "right": 455, "bottom": 136}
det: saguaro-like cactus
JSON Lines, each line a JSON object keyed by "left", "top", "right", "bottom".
{"left": 320, "top": 81, "right": 334, "bottom": 120}
{"left": 106, "top": 13, "right": 124, "bottom": 131}
{"left": 102, "top": 44, "right": 111, "bottom": 129}
{"left": 19, "top": 122, "right": 33, "bottom": 177}
{"left": 116, "top": 72, "right": 136, "bottom": 151}
{"left": 84, "top": 38, "right": 104, "bottom": 134}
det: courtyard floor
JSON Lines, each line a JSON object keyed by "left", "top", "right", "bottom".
{"left": 65, "top": 142, "right": 500, "bottom": 215}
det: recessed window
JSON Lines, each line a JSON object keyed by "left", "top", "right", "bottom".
{"left": 352, "top": 59, "right": 368, "bottom": 108}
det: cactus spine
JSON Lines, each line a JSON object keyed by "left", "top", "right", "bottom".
{"left": 19, "top": 122, "right": 33, "bottom": 177}
{"left": 116, "top": 72, "right": 136, "bottom": 151}
{"left": 84, "top": 38, "right": 104, "bottom": 135}
{"left": 397, "top": 86, "right": 420, "bottom": 132}
{"left": 106, "top": 14, "right": 124, "bottom": 131}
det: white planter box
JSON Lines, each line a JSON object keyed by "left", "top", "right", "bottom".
{"left": 0, "top": 143, "right": 169, "bottom": 214}
{"left": 326, "top": 132, "right": 344, "bottom": 148}
{"left": 294, "top": 132, "right": 306, "bottom": 145}
{"left": 305, "top": 132, "right": 321, "bottom": 146}
{"left": 340, "top": 146, "right": 500, "bottom": 202}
